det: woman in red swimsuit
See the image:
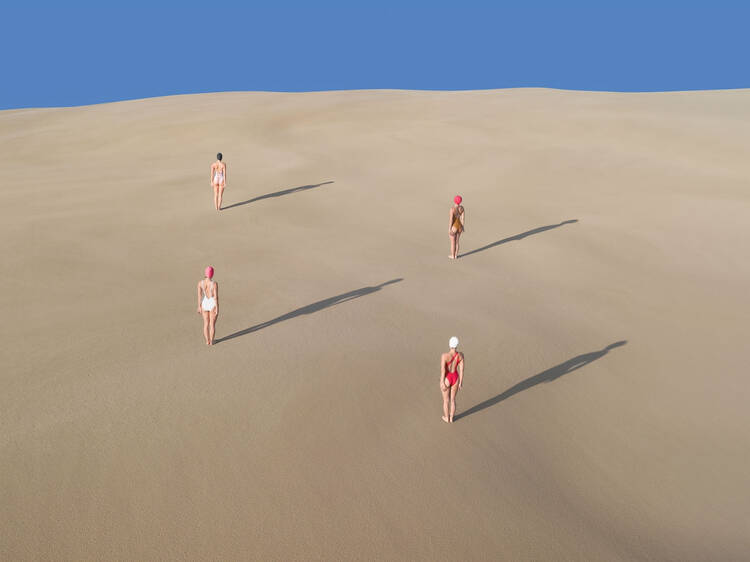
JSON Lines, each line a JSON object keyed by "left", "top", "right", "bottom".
{"left": 440, "top": 336, "right": 464, "bottom": 423}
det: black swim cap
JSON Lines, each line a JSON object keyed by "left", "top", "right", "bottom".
{"left": 217, "top": 153, "right": 223, "bottom": 161}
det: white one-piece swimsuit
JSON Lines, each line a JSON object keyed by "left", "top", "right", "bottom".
{"left": 201, "top": 280, "right": 216, "bottom": 312}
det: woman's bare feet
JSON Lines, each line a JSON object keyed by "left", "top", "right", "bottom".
{"left": 442, "top": 416, "right": 450, "bottom": 423}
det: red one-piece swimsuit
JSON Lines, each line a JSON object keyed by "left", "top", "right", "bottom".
{"left": 445, "top": 353, "right": 462, "bottom": 387}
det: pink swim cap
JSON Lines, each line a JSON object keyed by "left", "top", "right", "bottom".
{"left": 454, "top": 195, "right": 462, "bottom": 205}
{"left": 205, "top": 266, "right": 214, "bottom": 278}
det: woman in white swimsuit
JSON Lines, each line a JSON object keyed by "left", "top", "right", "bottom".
{"left": 197, "top": 266, "right": 219, "bottom": 345}
{"left": 210, "top": 153, "right": 227, "bottom": 211}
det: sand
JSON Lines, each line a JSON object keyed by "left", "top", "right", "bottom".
{"left": 1, "top": 88, "right": 749, "bottom": 560}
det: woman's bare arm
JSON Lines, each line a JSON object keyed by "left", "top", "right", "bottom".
{"left": 458, "top": 354, "right": 464, "bottom": 388}
{"left": 440, "top": 354, "right": 447, "bottom": 388}
{"left": 214, "top": 282, "right": 219, "bottom": 316}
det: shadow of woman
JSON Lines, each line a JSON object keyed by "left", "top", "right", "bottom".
{"left": 215, "top": 278, "right": 403, "bottom": 343}
{"left": 222, "top": 181, "right": 334, "bottom": 210}
{"left": 459, "top": 219, "right": 578, "bottom": 259}
{"left": 455, "top": 340, "right": 627, "bottom": 421}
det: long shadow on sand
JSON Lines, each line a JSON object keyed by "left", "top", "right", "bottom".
{"left": 222, "top": 181, "right": 334, "bottom": 210}
{"left": 216, "top": 278, "right": 403, "bottom": 343}
{"left": 459, "top": 219, "right": 578, "bottom": 259}
{"left": 455, "top": 341, "right": 627, "bottom": 421}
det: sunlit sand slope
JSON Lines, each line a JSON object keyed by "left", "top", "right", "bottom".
{"left": 1, "top": 88, "right": 749, "bottom": 560}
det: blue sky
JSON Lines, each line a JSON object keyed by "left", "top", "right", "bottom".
{"left": 1, "top": 0, "right": 748, "bottom": 109}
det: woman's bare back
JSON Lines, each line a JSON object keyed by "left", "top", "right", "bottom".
{"left": 211, "top": 161, "right": 225, "bottom": 180}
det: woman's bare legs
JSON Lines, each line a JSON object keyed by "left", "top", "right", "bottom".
{"left": 449, "top": 231, "right": 456, "bottom": 259}
{"left": 454, "top": 232, "right": 461, "bottom": 259}
{"left": 202, "top": 310, "right": 211, "bottom": 344}
{"left": 441, "top": 384, "right": 451, "bottom": 422}
{"left": 218, "top": 185, "right": 225, "bottom": 211}
{"left": 449, "top": 384, "right": 459, "bottom": 422}
{"left": 208, "top": 309, "right": 217, "bottom": 345}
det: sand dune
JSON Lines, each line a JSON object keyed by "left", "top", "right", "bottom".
{"left": 2, "top": 89, "right": 749, "bottom": 560}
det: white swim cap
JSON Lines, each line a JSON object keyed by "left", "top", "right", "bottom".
{"left": 449, "top": 336, "right": 459, "bottom": 349}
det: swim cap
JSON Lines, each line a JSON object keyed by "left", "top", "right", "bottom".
{"left": 454, "top": 195, "right": 462, "bottom": 205}
{"left": 449, "top": 336, "right": 459, "bottom": 349}
{"left": 205, "top": 266, "right": 214, "bottom": 278}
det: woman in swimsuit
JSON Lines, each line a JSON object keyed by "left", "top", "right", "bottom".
{"left": 210, "top": 153, "right": 227, "bottom": 211}
{"left": 449, "top": 195, "right": 465, "bottom": 259}
{"left": 440, "top": 336, "right": 464, "bottom": 423}
{"left": 197, "top": 266, "right": 219, "bottom": 345}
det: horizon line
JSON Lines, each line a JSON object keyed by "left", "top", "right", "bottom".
{"left": 3, "top": 86, "right": 749, "bottom": 112}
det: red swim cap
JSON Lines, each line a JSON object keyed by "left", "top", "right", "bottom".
{"left": 205, "top": 266, "right": 214, "bottom": 278}
{"left": 454, "top": 195, "right": 462, "bottom": 205}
